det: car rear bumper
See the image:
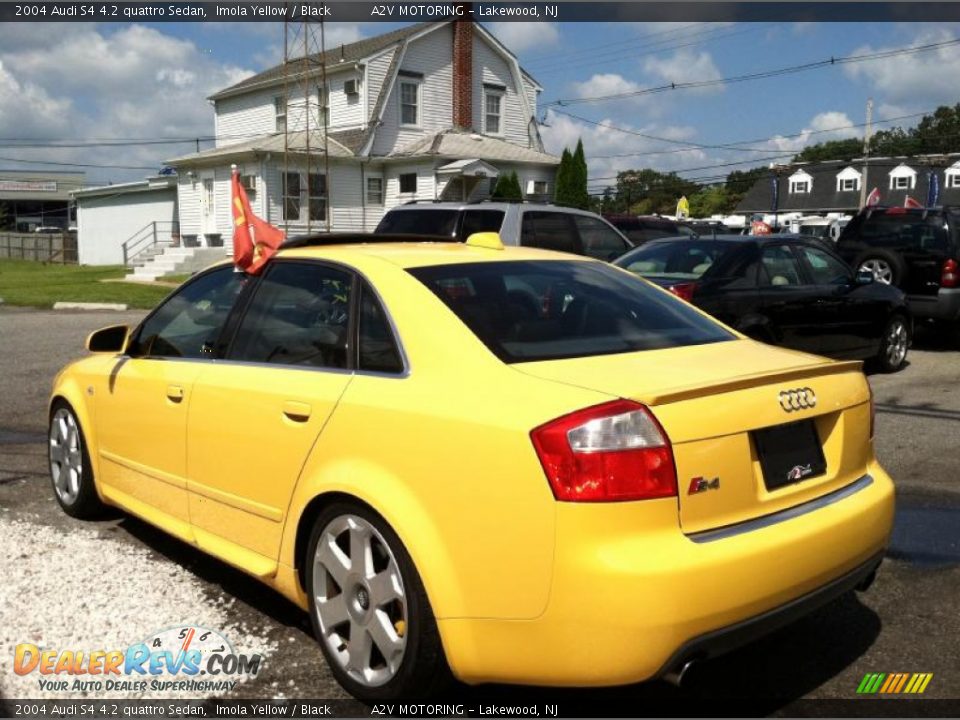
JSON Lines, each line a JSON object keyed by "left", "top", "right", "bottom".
{"left": 908, "top": 288, "right": 960, "bottom": 321}
{"left": 438, "top": 460, "right": 894, "bottom": 686}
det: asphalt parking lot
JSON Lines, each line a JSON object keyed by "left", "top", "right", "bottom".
{"left": 0, "top": 306, "right": 958, "bottom": 711}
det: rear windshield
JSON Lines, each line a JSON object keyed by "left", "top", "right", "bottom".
{"left": 409, "top": 260, "right": 734, "bottom": 363}
{"left": 375, "top": 209, "right": 459, "bottom": 236}
{"left": 615, "top": 240, "right": 735, "bottom": 280}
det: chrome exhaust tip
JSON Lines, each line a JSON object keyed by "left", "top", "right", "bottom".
{"left": 664, "top": 659, "right": 697, "bottom": 687}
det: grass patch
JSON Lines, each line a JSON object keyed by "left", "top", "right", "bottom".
{"left": 0, "top": 260, "right": 172, "bottom": 309}
{"left": 160, "top": 272, "right": 193, "bottom": 285}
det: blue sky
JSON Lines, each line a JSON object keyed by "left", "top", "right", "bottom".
{"left": 1, "top": 19, "right": 959, "bottom": 192}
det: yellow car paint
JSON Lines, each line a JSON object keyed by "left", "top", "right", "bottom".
{"left": 51, "top": 241, "right": 896, "bottom": 687}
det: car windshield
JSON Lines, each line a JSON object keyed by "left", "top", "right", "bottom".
{"left": 375, "top": 209, "right": 459, "bottom": 236}
{"left": 409, "top": 260, "right": 734, "bottom": 363}
{"left": 615, "top": 240, "right": 736, "bottom": 280}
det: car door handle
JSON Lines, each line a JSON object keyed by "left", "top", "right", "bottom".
{"left": 166, "top": 385, "right": 184, "bottom": 403}
{"left": 282, "top": 401, "right": 312, "bottom": 422}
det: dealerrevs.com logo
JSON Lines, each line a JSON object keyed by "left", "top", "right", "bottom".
{"left": 13, "top": 626, "right": 263, "bottom": 693}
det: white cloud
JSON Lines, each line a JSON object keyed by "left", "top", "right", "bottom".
{"left": 761, "top": 111, "right": 861, "bottom": 153}
{"left": 487, "top": 22, "right": 560, "bottom": 54}
{"left": 572, "top": 73, "right": 643, "bottom": 102}
{"left": 541, "top": 109, "right": 708, "bottom": 190}
{"left": 843, "top": 28, "right": 960, "bottom": 109}
{"left": 0, "top": 24, "right": 257, "bottom": 182}
{"left": 642, "top": 49, "right": 723, "bottom": 93}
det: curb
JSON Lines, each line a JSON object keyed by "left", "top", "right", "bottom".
{"left": 53, "top": 302, "right": 129, "bottom": 311}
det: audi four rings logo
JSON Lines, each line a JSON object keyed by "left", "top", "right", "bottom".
{"left": 779, "top": 387, "right": 817, "bottom": 412}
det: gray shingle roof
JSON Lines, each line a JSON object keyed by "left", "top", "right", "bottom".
{"left": 166, "top": 131, "right": 354, "bottom": 165}
{"left": 210, "top": 23, "right": 430, "bottom": 101}
{"left": 389, "top": 130, "right": 559, "bottom": 164}
{"left": 736, "top": 157, "right": 960, "bottom": 213}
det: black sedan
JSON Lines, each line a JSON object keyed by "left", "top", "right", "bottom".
{"left": 614, "top": 235, "right": 911, "bottom": 372}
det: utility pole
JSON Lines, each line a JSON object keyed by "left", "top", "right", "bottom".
{"left": 859, "top": 98, "right": 873, "bottom": 209}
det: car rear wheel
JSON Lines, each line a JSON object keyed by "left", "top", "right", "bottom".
{"left": 874, "top": 314, "right": 910, "bottom": 373}
{"left": 48, "top": 401, "right": 105, "bottom": 519}
{"left": 306, "top": 503, "right": 450, "bottom": 701}
{"left": 857, "top": 251, "right": 904, "bottom": 286}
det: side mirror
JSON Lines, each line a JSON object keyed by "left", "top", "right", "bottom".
{"left": 855, "top": 269, "right": 874, "bottom": 285}
{"left": 86, "top": 325, "right": 129, "bottom": 353}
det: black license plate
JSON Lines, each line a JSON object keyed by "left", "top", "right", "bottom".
{"left": 753, "top": 419, "right": 827, "bottom": 491}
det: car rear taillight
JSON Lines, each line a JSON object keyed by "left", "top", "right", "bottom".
{"left": 530, "top": 400, "right": 677, "bottom": 502}
{"left": 668, "top": 282, "right": 698, "bottom": 302}
{"left": 942, "top": 259, "right": 959, "bottom": 288}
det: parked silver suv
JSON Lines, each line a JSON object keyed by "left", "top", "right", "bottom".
{"left": 374, "top": 201, "right": 633, "bottom": 261}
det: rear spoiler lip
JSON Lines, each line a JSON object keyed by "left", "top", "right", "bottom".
{"left": 643, "top": 359, "right": 864, "bottom": 406}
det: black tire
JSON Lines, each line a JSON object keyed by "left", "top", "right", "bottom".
{"left": 872, "top": 313, "right": 910, "bottom": 373}
{"left": 305, "top": 501, "right": 451, "bottom": 701}
{"left": 48, "top": 399, "right": 106, "bottom": 519}
{"left": 855, "top": 250, "right": 906, "bottom": 287}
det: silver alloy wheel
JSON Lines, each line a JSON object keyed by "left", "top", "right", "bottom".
{"left": 885, "top": 317, "right": 909, "bottom": 368}
{"left": 49, "top": 408, "right": 83, "bottom": 505}
{"left": 860, "top": 258, "right": 894, "bottom": 285}
{"left": 313, "top": 514, "right": 407, "bottom": 688}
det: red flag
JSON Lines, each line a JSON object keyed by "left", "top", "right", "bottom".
{"left": 865, "top": 187, "right": 881, "bottom": 207}
{"left": 751, "top": 220, "right": 772, "bottom": 235}
{"left": 231, "top": 169, "right": 285, "bottom": 275}
{"left": 904, "top": 195, "right": 923, "bottom": 209}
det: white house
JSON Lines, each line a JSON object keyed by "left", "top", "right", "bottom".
{"left": 72, "top": 175, "right": 178, "bottom": 266}
{"left": 165, "top": 20, "right": 558, "bottom": 255}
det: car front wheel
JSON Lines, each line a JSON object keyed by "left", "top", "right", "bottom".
{"left": 49, "top": 401, "right": 105, "bottom": 518}
{"left": 874, "top": 314, "right": 910, "bottom": 372}
{"left": 306, "top": 503, "right": 450, "bottom": 701}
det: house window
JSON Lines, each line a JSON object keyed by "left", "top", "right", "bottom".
{"left": 399, "top": 80, "right": 420, "bottom": 126}
{"left": 528, "top": 180, "right": 549, "bottom": 195}
{"left": 282, "top": 172, "right": 300, "bottom": 221}
{"left": 484, "top": 89, "right": 503, "bottom": 135}
{"left": 282, "top": 171, "right": 327, "bottom": 222}
{"left": 316, "top": 85, "right": 329, "bottom": 127}
{"left": 274, "top": 96, "right": 287, "bottom": 133}
{"left": 892, "top": 175, "right": 912, "bottom": 190}
{"left": 308, "top": 173, "right": 327, "bottom": 222}
{"left": 399, "top": 173, "right": 417, "bottom": 194}
{"left": 946, "top": 173, "right": 960, "bottom": 189}
{"left": 367, "top": 177, "right": 384, "bottom": 205}
{"left": 790, "top": 180, "right": 810, "bottom": 194}
{"left": 839, "top": 178, "right": 859, "bottom": 192}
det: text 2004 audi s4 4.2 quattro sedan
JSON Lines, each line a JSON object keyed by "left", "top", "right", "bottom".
{"left": 49, "top": 233, "right": 894, "bottom": 700}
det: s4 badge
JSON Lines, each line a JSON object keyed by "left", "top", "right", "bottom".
{"left": 688, "top": 476, "right": 720, "bottom": 495}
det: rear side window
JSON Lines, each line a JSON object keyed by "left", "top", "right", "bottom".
{"left": 409, "top": 260, "right": 733, "bottom": 363}
{"left": 375, "top": 209, "right": 459, "bottom": 237}
{"left": 459, "top": 210, "right": 505, "bottom": 239}
{"left": 855, "top": 213, "right": 949, "bottom": 252}
{"left": 229, "top": 262, "right": 353, "bottom": 369}
{"left": 616, "top": 240, "right": 734, "bottom": 280}
{"left": 520, "top": 211, "right": 581, "bottom": 255}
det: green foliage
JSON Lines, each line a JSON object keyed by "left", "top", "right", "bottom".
{"left": 571, "top": 139, "right": 590, "bottom": 210}
{"left": 688, "top": 185, "right": 733, "bottom": 217}
{"left": 554, "top": 148, "right": 575, "bottom": 206}
{"left": 0, "top": 260, "right": 171, "bottom": 309}
{"left": 492, "top": 170, "right": 523, "bottom": 201}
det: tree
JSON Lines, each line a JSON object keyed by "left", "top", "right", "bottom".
{"left": 554, "top": 148, "right": 575, "bottom": 206}
{"left": 571, "top": 139, "right": 590, "bottom": 210}
{"left": 492, "top": 170, "right": 522, "bottom": 201}
{"left": 793, "top": 138, "right": 863, "bottom": 163}
{"left": 688, "top": 185, "right": 733, "bottom": 217}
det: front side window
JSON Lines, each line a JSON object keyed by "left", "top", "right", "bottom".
{"left": 573, "top": 215, "right": 630, "bottom": 261}
{"left": 800, "top": 246, "right": 851, "bottom": 285}
{"left": 229, "top": 262, "right": 353, "bottom": 369}
{"left": 760, "top": 245, "right": 804, "bottom": 286}
{"left": 484, "top": 89, "right": 503, "bottom": 135}
{"left": 129, "top": 267, "right": 246, "bottom": 359}
{"left": 399, "top": 81, "right": 419, "bottom": 126}
{"left": 410, "top": 260, "right": 733, "bottom": 363}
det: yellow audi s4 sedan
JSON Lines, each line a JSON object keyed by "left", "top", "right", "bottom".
{"left": 49, "top": 233, "right": 894, "bottom": 700}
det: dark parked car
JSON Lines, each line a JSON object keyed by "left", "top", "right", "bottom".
{"left": 836, "top": 206, "right": 960, "bottom": 325}
{"left": 603, "top": 214, "right": 693, "bottom": 246}
{"left": 615, "top": 234, "right": 911, "bottom": 372}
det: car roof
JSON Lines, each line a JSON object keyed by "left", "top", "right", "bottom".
{"left": 384, "top": 201, "right": 599, "bottom": 216}
{"left": 276, "top": 239, "right": 593, "bottom": 269}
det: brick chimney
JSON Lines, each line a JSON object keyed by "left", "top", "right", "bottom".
{"left": 452, "top": 12, "right": 473, "bottom": 130}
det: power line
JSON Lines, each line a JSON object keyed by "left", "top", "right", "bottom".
{"left": 544, "top": 37, "right": 960, "bottom": 107}
{"left": 521, "top": 22, "right": 706, "bottom": 65}
{"left": 0, "top": 156, "right": 158, "bottom": 170}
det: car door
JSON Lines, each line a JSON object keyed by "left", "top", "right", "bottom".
{"left": 694, "top": 243, "right": 762, "bottom": 329}
{"left": 755, "top": 243, "right": 822, "bottom": 353}
{"left": 571, "top": 214, "right": 632, "bottom": 261}
{"left": 94, "top": 266, "right": 247, "bottom": 540}
{"left": 795, "top": 243, "right": 882, "bottom": 356}
{"left": 185, "top": 260, "right": 356, "bottom": 572}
